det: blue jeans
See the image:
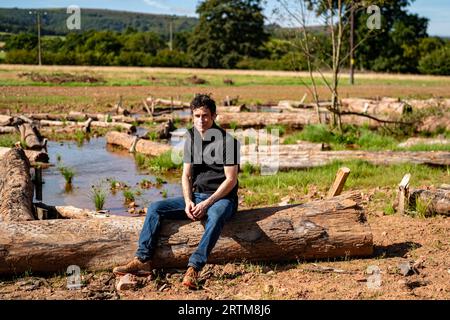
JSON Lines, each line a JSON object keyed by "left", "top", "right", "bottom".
{"left": 136, "top": 193, "right": 237, "bottom": 271}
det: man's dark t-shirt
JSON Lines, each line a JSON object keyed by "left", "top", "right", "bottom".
{"left": 183, "top": 122, "right": 240, "bottom": 203}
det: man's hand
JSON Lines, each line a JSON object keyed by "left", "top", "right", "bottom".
{"left": 191, "top": 200, "right": 211, "bottom": 220}
{"left": 185, "top": 200, "right": 196, "bottom": 221}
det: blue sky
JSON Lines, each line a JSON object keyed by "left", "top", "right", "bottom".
{"left": 1, "top": 0, "right": 449, "bottom": 36}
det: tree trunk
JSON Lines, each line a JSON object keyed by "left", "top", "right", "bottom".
{"left": 0, "top": 115, "right": 13, "bottom": 126}
{"left": 409, "top": 188, "right": 450, "bottom": 216}
{"left": 105, "top": 131, "right": 171, "bottom": 157}
{"left": 19, "top": 123, "right": 43, "bottom": 150}
{"left": 38, "top": 119, "right": 136, "bottom": 133}
{"left": 0, "top": 192, "right": 372, "bottom": 275}
{"left": 241, "top": 149, "right": 450, "bottom": 170}
{"left": 0, "top": 148, "right": 35, "bottom": 222}
{"left": 0, "top": 126, "right": 17, "bottom": 134}
{"left": 0, "top": 147, "right": 49, "bottom": 163}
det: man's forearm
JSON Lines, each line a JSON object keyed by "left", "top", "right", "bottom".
{"left": 205, "top": 178, "right": 237, "bottom": 206}
{"left": 182, "top": 174, "right": 193, "bottom": 203}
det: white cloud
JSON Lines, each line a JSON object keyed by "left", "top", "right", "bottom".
{"left": 143, "top": 0, "right": 171, "bottom": 11}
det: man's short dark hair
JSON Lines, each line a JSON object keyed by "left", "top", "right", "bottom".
{"left": 190, "top": 94, "right": 216, "bottom": 114}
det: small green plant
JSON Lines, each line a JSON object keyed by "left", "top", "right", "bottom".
{"left": 414, "top": 197, "right": 433, "bottom": 218}
{"left": 106, "top": 114, "right": 112, "bottom": 123}
{"left": 56, "top": 153, "right": 62, "bottom": 163}
{"left": 0, "top": 133, "right": 20, "bottom": 147}
{"left": 161, "top": 189, "right": 167, "bottom": 198}
{"left": 123, "top": 189, "right": 135, "bottom": 203}
{"left": 266, "top": 124, "right": 286, "bottom": 136}
{"left": 229, "top": 121, "right": 238, "bottom": 130}
{"left": 147, "top": 151, "right": 182, "bottom": 172}
{"left": 148, "top": 131, "right": 159, "bottom": 141}
{"left": 155, "top": 177, "right": 166, "bottom": 185}
{"left": 90, "top": 183, "right": 107, "bottom": 211}
{"left": 135, "top": 153, "right": 146, "bottom": 167}
{"left": 241, "top": 162, "right": 260, "bottom": 175}
{"left": 74, "top": 130, "right": 85, "bottom": 146}
{"left": 58, "top": 165, "right": 75, "bottom": 184}
{"left": 383, "top": 204, "right": 396, "bottom": 215}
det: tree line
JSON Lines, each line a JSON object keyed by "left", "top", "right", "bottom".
{"left": 1, "top": 0, "right": 449, "bottom": 75}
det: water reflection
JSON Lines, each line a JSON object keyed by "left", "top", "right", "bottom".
{"left": 39, "top": 137, "right": 182, "bottom": 216}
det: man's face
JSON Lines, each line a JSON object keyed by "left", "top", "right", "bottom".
{"left": 192, "top": 107, "right": 216, "bottom": 134}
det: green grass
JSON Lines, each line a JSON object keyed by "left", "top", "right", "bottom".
{"left": 239, "top": 160, "right": 448, "bottom": 207}
{"left": 145, "top": 151, "right": 183, "bottom": 172}
{"left": 282, "top": 124, "right": 401, "bottom": 150}
{"left": 90, "top": 183, "right": 107, "bottom": 211}
{"left": 122, "top": 189, "right": 135, "bottom": 203}
{"left": 58, "top": 165, "right": 75, "bottom": 184}
{"left": 0, "top": 133, "right": 19, "bottom": 147}
{"left": 396, "top": 143, "right": 450, "bottom": 152}
{"left": 2, "top": 68, "right": 450, "bottom": 88}
{"left": 265, "top": 124, "right": 287, "bottom": 137}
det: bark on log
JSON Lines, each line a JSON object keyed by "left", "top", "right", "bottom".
{"left": 0, "top": 126, "right": 17, "bottom": 134}
{"left": 0, "top": 147, "right": 49, "bottom": 163}
{"left": 0, "top": 192, "right": 373, "bottom": 275}
{"left": 241, "top": 149, "right": 450, "bottom": 170}
{"left": 0, "top": 148, "right": 35, "bottom": 222}
{"left": 19, "top": 123, "right": 44, "bottom": 150}
{"left": 0, "top": 115, "right": 13, "bottom": 126}
{"left": 341, "top": 98, "right": 406, "bottom": 116}
{"left": 105, "top": 131, "right": 171, "bottom": 157}
{"left": 216, "top": 111, "right": 383, "bottom": 129}
{"left": 409, "top": 188, "right": 450, "bottom": 216}
{"left": 38, "top": 119, "right": 136, "bottom": 133}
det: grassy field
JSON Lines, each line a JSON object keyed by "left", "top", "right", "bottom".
{"left": 1, "top": 64, "right": 450, "bottom": 114}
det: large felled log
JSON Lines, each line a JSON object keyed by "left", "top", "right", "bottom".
{"left": 341, "top": 97, "right": 406, "bottom": 116}
{"left": 0, "top": 148, "right": 35, "bottom": 222}
{"left": 398, "top": 137, "right": 449, "bottom": 148}
{"left": 39, "top": 119, "right": 136, "bottom": 133}
{"left": 0, "top": 147, "right": 49, "bottom": 163}
{"left": 0, "top": 115, "right": 13, "bottom": 126}
{"left": 0, "top": 126, "right": 17, "bottom": 134}
{"left": 105, "top": 131, "right": 171, "bottom": 157}
{"left": 409, "top": 188, "right": 450, "bottom": 216}
{"left": 0, "top": 192, "right": 372, "bottom": 275}
{"left": 241, "top": 149, "right": 450, "bottom": 170}
{"left": 19, "top": 123, "right": 44, "bottom": 150}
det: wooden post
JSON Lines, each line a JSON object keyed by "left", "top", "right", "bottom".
{"left": 35, "top": 207, "right": 47, "bottom": 220}
{"left": 143, "top": 99, "right": 152, "bottom": 115}
{"left": 396, "top": 173, "right": 411, "bottom": 215}
{"left": 34, "top": 165, "right": 43, "bottom": 202}
{"left": 83, "top": 118, "right": 93, "bottom": 133}
{"left": 327, "top": 167, "right": 351, "bottom": 198}
{"left": 129, "top": 136, "right": 139, "bottom": 153}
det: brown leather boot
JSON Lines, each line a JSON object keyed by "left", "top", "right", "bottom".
{"left": 113, "top": 257, "right": 153, "bottom": 276}
{"left": 182, "top": 266, "right": 199, "bottom": 289}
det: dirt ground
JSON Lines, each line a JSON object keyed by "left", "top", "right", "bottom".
{"left": 2, "top": 84, "right": 450, "bottom": 115}
{"left": 0, "top": 194, "right": 448, "bottom": 300}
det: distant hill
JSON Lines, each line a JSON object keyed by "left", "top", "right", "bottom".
{"left": 0, "top": 7, "right": 198, "bottom": 37}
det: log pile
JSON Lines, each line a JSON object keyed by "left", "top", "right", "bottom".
{"left": 0, "top": 192, "right": 373, "bottom": 275}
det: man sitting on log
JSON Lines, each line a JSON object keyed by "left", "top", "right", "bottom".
{"left": 113, "top": 94, "right": 241, "bottom": 289}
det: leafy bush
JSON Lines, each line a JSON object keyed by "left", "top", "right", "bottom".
{"left": 418, "top": 46, "right": 450, "bottom": 75}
